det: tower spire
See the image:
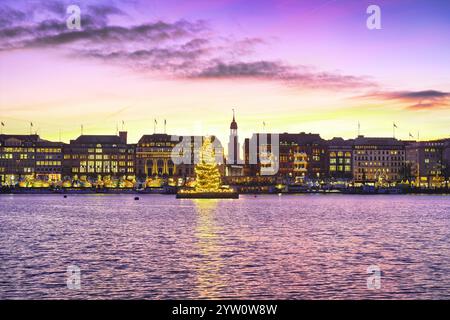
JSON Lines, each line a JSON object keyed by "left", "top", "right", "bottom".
{"left": 230, "top": 108, "right": 237, "bottom": 131}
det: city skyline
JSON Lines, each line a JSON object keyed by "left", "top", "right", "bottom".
{"left": 1, "top": 0, "right": 449, "bottom": 145}
{"left": 1, "top": 117, "right": 449, "bottom": 145}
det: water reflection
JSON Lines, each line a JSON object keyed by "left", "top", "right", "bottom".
{"left": 193, "top": 199, "right": 226, "bottom": 299}
{"left": 0, "top": 194, "right": 449, "bottom": 299}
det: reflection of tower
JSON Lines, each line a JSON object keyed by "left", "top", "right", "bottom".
{"left": 227, "top": 109, "right": 244, "bottom": 176}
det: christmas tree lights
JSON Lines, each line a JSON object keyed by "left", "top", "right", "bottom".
{"left": 194, "top": 136, "right": 221, "bottom": 192}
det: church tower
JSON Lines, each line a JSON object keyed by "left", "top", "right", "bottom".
{"left": 228, "top": 109, "right": 240, "bottom": 165}
{"left": 227, "top": 109, "right": 244, "bottom": 177}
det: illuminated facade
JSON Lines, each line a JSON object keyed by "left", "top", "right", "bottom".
{"left": 444, "top": 141, "right": 450, "bottom": 186}
{"left": 327, "top": 137, "right": 353, "bottom": 180}
{"left": 35, "top": 140, "right": 64, "bottom": 181}
{"left": 0, "top": 134, "right": 63, "bottom": 185}
{"left": 136, "top": 134, "right": 225, "bottom": 178}
{"left": 353, "top": 136, "right": 406, "bottom": 185}
{"left": 136, "top": 134, "right": 180, "bottom": 177}
{"left": 292, "top": 151, "right": 308, "bottom": 183}
{"left": 2, "top": 131, "right": 449, "bottom": 188}
{"left": 244, "top": 132, "right": 327, "bottom": 180}
{"left": 279, "top": 133, "right": 327, "bottom": 180}
{"left": 405, "top": 140, "right": 446, "bottom": 187}
{"left": 63, "top": 132, "right": 134, "bottom": 178}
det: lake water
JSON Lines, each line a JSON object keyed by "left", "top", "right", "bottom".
{"left": 0, "top": 194, "right": 449, "bottom": 299}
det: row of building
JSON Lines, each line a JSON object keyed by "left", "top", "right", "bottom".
{"left": 1, "top": 115, "right": 449, "bottom": 187}
{"left": 241, "top": 133, "right": 450, "bottom": 187}
{"left": 0, "top": 131, "right": 223, "bottom": 185}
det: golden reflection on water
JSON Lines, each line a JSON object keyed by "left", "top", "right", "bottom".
{"left": 192, "top": 199, "right": 226, "bottom": 299}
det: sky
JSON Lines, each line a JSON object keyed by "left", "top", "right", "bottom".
{"left": 0, "top": 0, "right": 449, "bottom": 146}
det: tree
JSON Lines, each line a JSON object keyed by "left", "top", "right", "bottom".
{"left": 194, "top": 136, "right": 221, "bottom": 192}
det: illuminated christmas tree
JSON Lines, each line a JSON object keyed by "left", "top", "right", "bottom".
{"left": 194, "top": 136, "right": 221, "bottom": 192}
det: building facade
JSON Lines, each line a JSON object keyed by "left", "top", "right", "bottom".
{"left": 405, "top": 140, "right": 446, "bottom": 187}
{"left": 0, "top": 134, "right": 63, "bottom": 185}
{"left": 243, "top": 132, "right": 327, "bottom": 181}
{"left": 63, "top": 131, "right": 134, "bottom": 178}
{"left": 353, "top": 136, "right": 406, "bottom": 185}
{"left": 136, "top": 134, "right": 181, "bottom": 177}
{"left": 35, "top": 140, "right": 64, "bottom": 181}
{"left": 136, "top": 134, "right": 225, "bottom": 178}
{"left": 327, "top": 137, "right": 354, "bottom": 181}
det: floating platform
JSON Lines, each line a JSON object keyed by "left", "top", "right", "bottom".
{"left": 176, "top": 191, "right": 239, "bottom": 199}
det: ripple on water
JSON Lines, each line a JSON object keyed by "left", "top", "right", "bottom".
{"left": 0, "top": 194, "right": 449, "bottom": 299}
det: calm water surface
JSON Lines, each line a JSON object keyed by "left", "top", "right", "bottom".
{"left": 0, "top": 194, "right": 449, "bottom": 299}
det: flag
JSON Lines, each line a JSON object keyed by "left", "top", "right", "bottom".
{"left": 1, "top": 122, "right": 4, "bottom": 126}
{"left": 154, "top": 119, "right": 157, "bottom": 125}
{"left": 393, "top": 122, "right": 397, "bottom": 128}
{"left": 30, "top": 122, "right": 33, "bottom": 127}
{"left": 409, "top": 132, "right": 414, "bottom": 138}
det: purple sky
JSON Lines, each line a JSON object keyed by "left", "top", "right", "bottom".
{"left": 0, "top": 0, "right": 449, "bottom": 144}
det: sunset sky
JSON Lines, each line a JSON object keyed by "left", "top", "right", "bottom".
{"left": 0, "top": 0, "right": 449, "bottom": 145}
